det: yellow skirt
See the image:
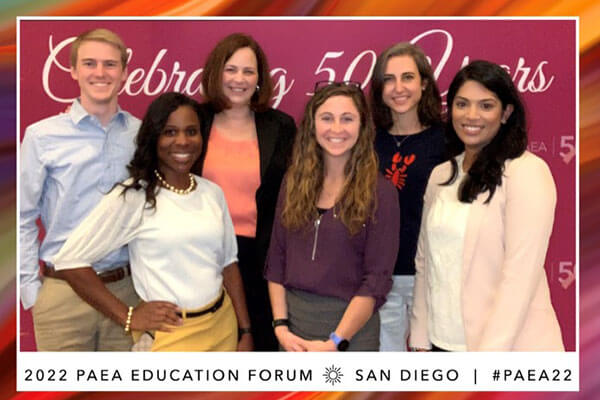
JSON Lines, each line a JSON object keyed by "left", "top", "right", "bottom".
{"left": 151, "top": 291, "right": 238, "bottom": 352}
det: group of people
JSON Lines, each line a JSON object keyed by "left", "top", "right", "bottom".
{"left": 20, "top": 27, "right": 565, "bottom": 352}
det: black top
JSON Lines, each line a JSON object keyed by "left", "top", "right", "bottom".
{"left": 194, "top": 104, "right": 297, "bottom": 271}
{"left": 375, "top": 124, "right": 446, "bottom": 275}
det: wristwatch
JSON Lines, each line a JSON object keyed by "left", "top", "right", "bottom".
{"left": 329, "top": 332, "right": 349, "bottom": 351}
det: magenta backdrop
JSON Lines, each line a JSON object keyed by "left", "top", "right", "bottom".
{"left": 18, "top": 18, "right": 577, "bottom": 351}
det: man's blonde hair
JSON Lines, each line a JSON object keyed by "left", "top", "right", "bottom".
{"left": 70, "top": 28, "right": 128, "bottom": 69}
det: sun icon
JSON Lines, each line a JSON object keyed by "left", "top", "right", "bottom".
{"left": 323, "top": 365, "right": 343, "bottom": 385}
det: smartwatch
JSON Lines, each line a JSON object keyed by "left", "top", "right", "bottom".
{"left": 329, "top": 332, "right": 349, "bottom": 351}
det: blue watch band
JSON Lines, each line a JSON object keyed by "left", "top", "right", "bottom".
{"left": 329, "top": 332, "right": 343, "bottom": 345}
{"left": 329, "top": 332, "right": 350, "bottom": 351}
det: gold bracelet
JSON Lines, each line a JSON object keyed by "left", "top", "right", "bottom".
{"left": 124, "top": 306, "right": 133, "bottom": 333}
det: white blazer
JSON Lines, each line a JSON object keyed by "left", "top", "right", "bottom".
{"left": 410, "top": 151, "right": 565, "bottom": 351}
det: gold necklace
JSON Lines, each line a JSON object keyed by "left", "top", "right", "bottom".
{"left": 154, "top": 169, "right": 195, "bottom": 194}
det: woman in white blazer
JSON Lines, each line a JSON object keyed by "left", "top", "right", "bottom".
{"left": 409, "top": 60, "right": 564, "bottom": 351}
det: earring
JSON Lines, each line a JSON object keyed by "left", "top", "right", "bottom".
{"left": 256, "top": 84, "right": 260, "bottom": 92}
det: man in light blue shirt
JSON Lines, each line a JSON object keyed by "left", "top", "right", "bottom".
{"left": 20, "top": 28, "right": 141, "bottom": 350}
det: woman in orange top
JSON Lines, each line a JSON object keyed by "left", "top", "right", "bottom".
{"left": 194, "top": 33, "right": 296, "bottom": 350}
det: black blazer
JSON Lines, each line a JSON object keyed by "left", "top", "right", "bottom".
{"left": 194, "top": 104, "right": 297, "bottom": 272}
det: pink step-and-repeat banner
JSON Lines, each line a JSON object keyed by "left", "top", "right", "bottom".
{"left": 18, "top": 18, "right": 577, "bottom": 350}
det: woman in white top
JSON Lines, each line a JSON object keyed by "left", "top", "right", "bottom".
{"left": 410, "top": 61, "right": 564, "bottom": 351}
{"left": 53, "top": 92, "right": 252, "bottom": 351}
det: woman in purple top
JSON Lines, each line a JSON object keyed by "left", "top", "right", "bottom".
{"left": 264, "top": 82, "right": 400, "bottom": 351}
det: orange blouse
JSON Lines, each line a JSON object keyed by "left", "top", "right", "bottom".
{"left": 202, "top": 127, "right": 261, "bottom": 238}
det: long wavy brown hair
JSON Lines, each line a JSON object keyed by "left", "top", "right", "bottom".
{"left": 282, "top": 84, "right": 378, "bottom": 235}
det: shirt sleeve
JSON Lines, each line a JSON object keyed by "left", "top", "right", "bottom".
{"left": 19, "top": 128, "right": 46, "bottom": 309}
{"left": 477, "top": 154, "right": 557, "bottom": 350}
{"left": 354, "top": 176, "right": 400, "bottom": 310}
{"left": 264, "top": 183, "right": 287, "bottom": 283}
{"left": 51, "top": 185, "right": 143, "bottom": 270}
{"left": 217, "top": 185, "right": 238, "bottom": 268}
{"left": 409, "top": 166, "right": 440, "bottom": 350}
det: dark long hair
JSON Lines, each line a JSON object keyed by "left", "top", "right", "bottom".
{"left": 370, "top": 42, "right": 442, "bottom": 131}
{"left": 444, "top": 60, "right": 527, "bottom": 203}
{"left": 120, "top": 92, "right": 203, "bottom": 209}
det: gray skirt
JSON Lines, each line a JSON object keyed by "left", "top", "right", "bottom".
{"left": 286, "top": 288, "right": 380, "bottom": 351}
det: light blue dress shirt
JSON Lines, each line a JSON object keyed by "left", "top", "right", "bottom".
{"left": 19, "top": 99, "right": 141, "bottom": 309}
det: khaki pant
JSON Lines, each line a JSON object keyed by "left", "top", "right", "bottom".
{"left": 32, "top": 275, "right": 139, "bottom": 351}
{"left": 151, "top": 291, "right": 237, "bottom": 352}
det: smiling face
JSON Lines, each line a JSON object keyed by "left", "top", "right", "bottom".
{"left": 221, "top": 46, "right": 259, "bottom": 108}
{"left": 451, "top": 80, "right": 514, "bottom": 155}
{"left": 156, "top": 105, "right": 203, "bottom": 185}
{"left": 381, "top": 55, "right": 424, "bottom": 118}
{"left": 314, "top": 95, "right": 361, "bottom": 163}
{"left": 70, "top": 40, "right": 127, "bottom": 110}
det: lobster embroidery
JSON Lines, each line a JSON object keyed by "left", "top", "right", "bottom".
{"left": 385, "top": 152, "right": 416, "bottom": 189}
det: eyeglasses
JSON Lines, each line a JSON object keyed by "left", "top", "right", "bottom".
{"left": 313, "top": 80, "right": 362, "bottom": 93}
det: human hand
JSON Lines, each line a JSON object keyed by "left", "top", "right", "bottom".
{"left": 410, "top": 347, "right": 431, "bottom": 352}
{"left": 407, "top": 335, "right": 431, "bottom": 352}
{"left": 130, "top": 301, "right": 182, "bottom": 332}
{"left": 237, "top": 332, "right": 254, "bottom": 351}
{"left": 304, "top": 339, "right": 337, "bottom": 352}
{"left": 274, "top": 326, "right": 308, "bottom": 352}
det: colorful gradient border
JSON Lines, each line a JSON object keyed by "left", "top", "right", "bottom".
{"left": 3, "top": 1, "right": 599, "bottom": 399}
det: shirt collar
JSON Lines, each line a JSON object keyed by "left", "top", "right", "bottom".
{"left": 69, "top": 98, "right": 128, "bottom": 128}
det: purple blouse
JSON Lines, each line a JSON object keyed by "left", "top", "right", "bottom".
{"left": 264, "top": 174, "right": 400, "bottom": 310}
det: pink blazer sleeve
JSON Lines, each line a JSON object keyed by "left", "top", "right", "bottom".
{"left": 476, "top": 153, "right": 557, "bottom": 350}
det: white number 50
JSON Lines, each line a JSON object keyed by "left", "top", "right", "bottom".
{"left": 315, "top": 51, "right": 344, "bottom": 81}
{"left": 307, "top": 50, "right": 377, "bottom": 95}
